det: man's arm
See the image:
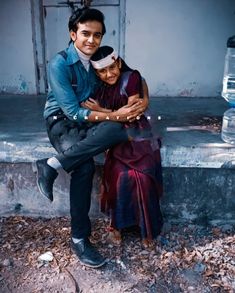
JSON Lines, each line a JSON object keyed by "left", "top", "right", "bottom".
{"left": 81, "top": 98, "right": 112, "bottom": 113}
{"left": 49, "top": 57, "right": 91, "bottom": 123}
{"left": 86, "top": 102, "right": 143, "bottom": 122}
{"left": 49, "top": 57, "right": 143, "bottom": 123}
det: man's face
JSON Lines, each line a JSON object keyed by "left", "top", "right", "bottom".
{"left": 70, "top": 21, "right": 103, "bottom": 56}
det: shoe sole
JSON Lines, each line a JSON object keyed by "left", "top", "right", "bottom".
{"left": 71, "top": 247, "right": 106, "bottom": 268}
{"left": 78, "top": 258, "right": 107, "bottom": 268}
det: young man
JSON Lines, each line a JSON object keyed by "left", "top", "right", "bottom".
{"left": 36, "top": 8, "right": 147, "bottom": 268}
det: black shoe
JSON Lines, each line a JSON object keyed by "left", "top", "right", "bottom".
{"left": 36, "top": 158, "right": 58, "bottom": 201}
{"left": 71, "top": 238, "right": 106, "bottom": 268}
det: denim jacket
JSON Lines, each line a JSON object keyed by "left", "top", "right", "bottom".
{"left": 44, "top": 43, "right": 99, "bottom": 123}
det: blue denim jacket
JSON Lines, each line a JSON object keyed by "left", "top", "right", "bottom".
{"left": 44, "top": 43, "right": 99, "bottom": 123}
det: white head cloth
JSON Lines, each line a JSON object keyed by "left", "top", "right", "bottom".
{"left": 90, "top": 50, "right": 118, "bottom": 69}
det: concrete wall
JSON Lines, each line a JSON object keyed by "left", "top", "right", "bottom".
{"left": 0, "top": 0, "right": 235, "bottom": 96}
{"left": 125, "top": 0, "right": 235, "bottom": 97}
{"left": 1, "top": 163, "right": 234, "bottom": 226}
{"left": 0, "top": 0, "right": 36, "bottom": 94}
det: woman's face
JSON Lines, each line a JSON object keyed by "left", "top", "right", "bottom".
{"left": 95, "top": 59, "right": 121, "bottom": 85}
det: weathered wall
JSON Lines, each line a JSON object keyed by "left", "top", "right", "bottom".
{"left": 0, "top": 0, "right": 36, "bottom": 94}
{"left": 0, "top": 0, "right": 235, "bottom": 96}
{"left": 125, "top": 0, "right": 235, "bottom": 97}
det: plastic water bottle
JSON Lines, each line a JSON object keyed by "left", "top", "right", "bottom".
{"left": 221, "top": 107, "right": 235, "bottom": 144}
{"left": 221, "top": 35, "right": 235, "bottom": 144}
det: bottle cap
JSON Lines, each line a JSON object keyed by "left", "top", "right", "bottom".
{"left": 227, "top": 35, "right": 235, "bottom": 48}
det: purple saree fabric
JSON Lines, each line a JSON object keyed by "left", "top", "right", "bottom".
{"left": 94, "top": 70, "right": 163, "bottom": 239}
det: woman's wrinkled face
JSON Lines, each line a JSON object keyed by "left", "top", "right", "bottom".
{"left": 95, "top": 59, "right": 121, "bottom": 85}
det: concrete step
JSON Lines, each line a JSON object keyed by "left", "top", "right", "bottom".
{"left": 0, "top": 95, "right": 234, "bottom": 226}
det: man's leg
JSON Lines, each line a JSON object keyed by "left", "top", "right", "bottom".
{"left": 56, "top": 121, "right": 129, "bottom": 172}
{"left": 37, "top": 120, "right": 128, "bottom": 200}
{"left": 70, "top": 159, "right": 95, "bottom": 239}
{"left": 36, "top": 119, "right": 106, "bottom": 267}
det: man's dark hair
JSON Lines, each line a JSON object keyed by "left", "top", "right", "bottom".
{"left": 68, "top": 8, "right": 106, "bottom": 35}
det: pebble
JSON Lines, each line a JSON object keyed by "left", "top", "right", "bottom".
{"left": 2, "top": 258, "right": 13, "bottom": 267}
{"left": 38, "top": 251, "right": 54, "bottom": 262}
{"left": 140, "top": 250, "right": 149, "bottom": 255}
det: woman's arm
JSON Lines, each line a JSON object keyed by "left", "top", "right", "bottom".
{"left": 127, "top": 80, "right": 149, "bottom": 110}
{"left": 142, "top": 79, "right": 149, "bottom": 110}
{"left": 82, "top": 71, "right": 149, "bottom": 122}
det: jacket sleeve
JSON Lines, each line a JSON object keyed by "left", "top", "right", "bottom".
{"left": 48, "top": 57, "right": 91, "bottom": 123}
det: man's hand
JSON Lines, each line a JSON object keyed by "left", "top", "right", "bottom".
{"left": 112, "top": 101, "right": 143, "bottom": 122}
{"left": 127, "top": 94, "right": 140, "bottom": 106}
{"left": 81, "top": 98, "right": 102, "bottom": 112}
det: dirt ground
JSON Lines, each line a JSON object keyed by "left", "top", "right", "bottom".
{"left": 0, "top": 216, "right": 234, "bottom": 293}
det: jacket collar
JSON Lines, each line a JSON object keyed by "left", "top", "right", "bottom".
{"left": 66, "top": 42, "right": 80, "bottom": 65}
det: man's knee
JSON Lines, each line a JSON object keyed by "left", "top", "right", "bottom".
{"left": 101, "top": 121, "right": 123, "bottom": 131}
{"left": 94, "top": 121, "right": 125, "bottom": 138}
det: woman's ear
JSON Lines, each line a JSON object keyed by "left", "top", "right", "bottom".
{"left": 70, "top": 31, "right": 77, "bottom": 42}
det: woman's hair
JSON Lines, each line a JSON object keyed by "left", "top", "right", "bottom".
{"left": 68, "top": 8, "right": 106, "bottom": 35}
{"left": 91, "top": 46, "right": 143, "bottom": 98}
{"left": 91, "top": 46, "right": 133, "bottom": 72}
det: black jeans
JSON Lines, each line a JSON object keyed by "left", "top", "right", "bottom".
{"left": 46, "top": 115, "right": 128, "bottom": 238}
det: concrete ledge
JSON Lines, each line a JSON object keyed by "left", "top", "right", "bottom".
{"left": 0, "top": 95, "right": 235, "bottom": 225}
{"left": 1, "top": 162, "right": 234, "bottom": 226}
{"left": 0, "top": 95, "right": 234, "bottom": 168}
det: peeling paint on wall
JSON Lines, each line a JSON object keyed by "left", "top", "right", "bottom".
{"left": 0, "top": 75, "right": 33, "bottom": 94}
{"left": 179, "top": 88, "right": 195, "bottom": 97}
{"left": 19, "top": 75, "right": 28, "bottom": 93}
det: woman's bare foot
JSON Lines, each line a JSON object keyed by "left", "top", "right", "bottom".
{"left": 106, "top": 227, "right": 122, "bottom": 245}
{"left": 142, "top": 238, "right": 154, "bottom": 248}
